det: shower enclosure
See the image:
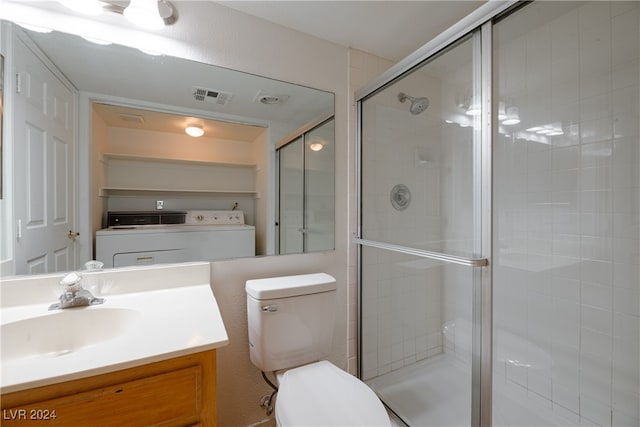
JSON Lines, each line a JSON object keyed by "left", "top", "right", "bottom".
{"left": 356, "top": 2, "right": 639, "bottom": 426}
{"left": 276, "top": 117, "right": 335, "bottom": 254}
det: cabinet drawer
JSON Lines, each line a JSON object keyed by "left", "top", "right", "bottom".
{"left": 3, "top": 366, "right": 201, "bottom": 426}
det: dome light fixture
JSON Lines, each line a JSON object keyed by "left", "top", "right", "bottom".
{"left": 124, "top": 0, "right": 165, "bottom": 30}
{"left": 497, "top": 101, "right": 507, "bottom": 121}
{"left": 309, "top": 142, "right": 324, "bottom": 152}
{"left": 465, "top": 100, "right": 481, "bottom": 116}
{"left": 308, "top": 136, "right": 324, "bottom": 152}
{"left": 185, "top": 124, "right": 204, "bottom": 138}
{"left": 58, "top": 0, "right": 104, "bottom": 16}
{"left": 81, "top": 36, "right": 112, "bottom": 46}
{"left": 16, "top": 23, "right": 53, "bottom": 33}
{"left": 502, "top": 106, "right": 521, "bottom": 126}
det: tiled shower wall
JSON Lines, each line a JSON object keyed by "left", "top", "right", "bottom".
{"left": 493, "top": 2, "right": 639, "bottom": 426}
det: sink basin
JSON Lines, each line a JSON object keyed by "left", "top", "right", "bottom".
{"left": 1, "top": 307, "right": 141, "bottom": 362}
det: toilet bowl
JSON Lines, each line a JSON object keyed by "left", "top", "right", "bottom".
{"left": 246, "top": 273, "right": 391, "bottom": 427}
{"left": 275, "top": 360, "right": 390, "bottom": 426}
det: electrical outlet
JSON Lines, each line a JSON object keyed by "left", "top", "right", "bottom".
{"left": 156, "top": 200, "right": 164, "bottom": 210}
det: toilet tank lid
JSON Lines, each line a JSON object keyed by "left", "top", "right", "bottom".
{"left": 245, "top": 273, "right": 336, "bottom": 300}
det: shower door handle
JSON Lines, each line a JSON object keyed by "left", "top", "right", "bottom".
{"left": 353, "top": 238, "right": 488, "bottom": 267}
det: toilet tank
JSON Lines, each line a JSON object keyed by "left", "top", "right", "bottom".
{"left": 246, "top": 273, "right": 336, "bottom": 372}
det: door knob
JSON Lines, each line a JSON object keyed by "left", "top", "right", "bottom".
{"left": 67, "top": 230, "right": 80, "bottom": 240}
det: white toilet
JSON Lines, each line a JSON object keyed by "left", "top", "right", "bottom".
{"left": 246, "top": 273, "right": 391, "bottom": 427}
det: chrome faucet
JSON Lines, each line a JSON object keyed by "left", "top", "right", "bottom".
{"left": 49, "top": 272, "right": 105, "bottom": 310}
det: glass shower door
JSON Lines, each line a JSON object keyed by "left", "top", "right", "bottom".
{"left": 277, "top": 117, "right": 336, "bottom": 254}
{"left": 357, "top": 31, "right": 489, "bottom": 426}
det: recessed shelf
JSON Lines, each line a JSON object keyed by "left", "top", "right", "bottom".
{"left": 100, "top": 187, "right": 258, "bottom": 198}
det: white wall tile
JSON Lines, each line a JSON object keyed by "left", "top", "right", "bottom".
{"left": 494, "top": 3, "right": 638, "bottom": 425}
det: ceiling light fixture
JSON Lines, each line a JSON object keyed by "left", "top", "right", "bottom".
{"left": 58, "top": 0, "right": 104, "bottom": 16}
{"left": 502, "top": 107, "right": 521, "bottom": 125}
{"left": 497, "top": 101, "right": 507, "bottom": 121}
{"left": 308, "top": 136, "right": 325, "bottom": 151}
{"left": 124, "top": 0, "right": 165, "bottom": 30}
{"left": 81, "top": 36, "right": 112, "bottom": 45}
{"left": 185, "top": 124, "right": 204, "bottom": 138}
{"left": 138, "top": 48, "right": 162, "bottom": 56}
{"left": 17, "top": 23, "right": 53, "bottom": 33}
{"left": 465, "top": 99, "right": 481, "bottom": 116}
{"left": 309, "top": 142, "right": 324, "bottom": 152}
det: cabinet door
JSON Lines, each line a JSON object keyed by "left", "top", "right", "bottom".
{"left": 3, "top": 367, "right": 201, "bottom": 426}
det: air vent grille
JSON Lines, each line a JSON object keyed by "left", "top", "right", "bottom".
{"left": 192, "top": 86, "right": 233, "bottom": 106}
{"left": 118, "top": 113, "right": 145, "bottom": 123}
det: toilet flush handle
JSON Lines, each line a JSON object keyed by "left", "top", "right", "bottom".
{"left": 261, "top": 304, "right": 279, "bottom": 312}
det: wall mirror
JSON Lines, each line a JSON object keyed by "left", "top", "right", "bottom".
{"left": 0, "top": 52, "right": 4, "bottom": 200}
{"left": 3, "top": 20, "right": 335, "bottom": 275}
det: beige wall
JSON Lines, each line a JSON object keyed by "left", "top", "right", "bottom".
{"left": 347, "top": 49, "right": 395, "bottom": 374}
{"left": 105, "top": 127, "right": 257, "bottom": 164}
{"left": 90, "top": 110, "right": 109, "bottom": 242}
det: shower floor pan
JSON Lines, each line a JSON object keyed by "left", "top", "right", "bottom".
{"left": 367, "top": 354, "right": 471, "bottom": 426}
{"left": 368, "top": 353, "right": 580, "bottom": 427}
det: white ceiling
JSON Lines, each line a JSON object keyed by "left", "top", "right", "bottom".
{"left": 13, "top": 1, "right": 488, "bottom": 139}
{"left": 93, "top": 103, "right": 267, "bottom": 141}
{"left": 26, "top": 27, "right": 333, "bottom": 140}
{"left": 216, "top": 1, "right": 486, "bottom": 62}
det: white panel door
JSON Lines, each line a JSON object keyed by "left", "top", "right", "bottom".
{"left": 13, "top": 36, "right": 76, "bottom": 275}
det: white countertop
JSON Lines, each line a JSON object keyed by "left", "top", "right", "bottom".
{"left": 1, "top": 262, "right": 229, "bottom": 394}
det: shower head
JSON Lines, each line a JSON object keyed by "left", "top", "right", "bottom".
{"left": 398, "top": 92, "right": 430, "bottom": 115}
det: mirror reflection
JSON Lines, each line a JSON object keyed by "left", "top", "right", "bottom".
{"left": 2, "top": 21, "right": 335, "bottom": 275}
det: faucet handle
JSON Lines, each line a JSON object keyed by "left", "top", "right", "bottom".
{"left": 60, "top": 272, "right": 83, "bottom": 293}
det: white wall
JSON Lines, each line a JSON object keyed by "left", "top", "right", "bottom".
{"left": 253, "top": 129, "right": 271, "bottom": 255}
{"left": 90, "top": 108, "right": 108, "bottom": 242}
{"left": 105, "top": 127, "right": 257, "bottom": 164}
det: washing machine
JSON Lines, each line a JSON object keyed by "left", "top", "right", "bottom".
{"left": 95, "top": 210, "right": 255, "bottom": 268}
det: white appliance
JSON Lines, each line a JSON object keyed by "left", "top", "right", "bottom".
{"left": 96, "top": 210, "right": 255, "bottom": 268}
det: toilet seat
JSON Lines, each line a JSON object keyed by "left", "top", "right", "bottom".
{"left": 275, "top": 360, "right": 391, "bottom": 427}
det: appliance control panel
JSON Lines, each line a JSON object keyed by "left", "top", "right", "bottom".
{"left": 185, "top": 210, "right": 245, "bottom": 225}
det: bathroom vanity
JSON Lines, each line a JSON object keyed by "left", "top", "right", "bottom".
{"left": 1, "top": 350, "right": 217, "bottom": 426}
{"left": 1, "top": 262, "right": 228, "bottom": 426}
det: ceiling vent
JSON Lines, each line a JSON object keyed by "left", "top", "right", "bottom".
{"left": 118, "top": 113, "right": 145, "bottom": 123}
{"left": 254, "top": 89, "right": 289, "bottom": 105}
{"left": 192, "top": 87, "right": 233, "bottom": 106}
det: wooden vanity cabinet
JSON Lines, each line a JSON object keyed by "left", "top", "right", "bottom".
{"left": 1, "top": 350, "right": 217, "bottom": 426}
